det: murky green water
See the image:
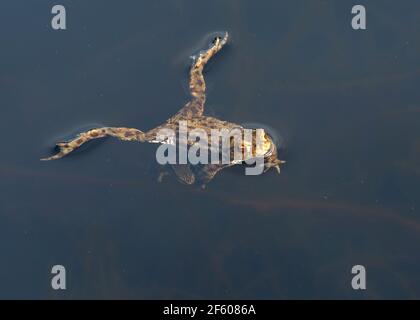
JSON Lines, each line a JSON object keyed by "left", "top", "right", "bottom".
{"left": 0, "top": 0, "right": 419, "bottom": 299}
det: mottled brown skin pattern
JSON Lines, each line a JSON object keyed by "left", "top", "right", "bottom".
{"left": 42, "top": 32, "right": 285, "bottom": 187}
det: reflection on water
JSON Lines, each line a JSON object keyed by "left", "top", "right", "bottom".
{"left": 0, "top": 0, "right": 419, "bottom": 298}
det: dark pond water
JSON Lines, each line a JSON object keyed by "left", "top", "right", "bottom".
{"left": 0, "top": 0, "right": 419, "bottom": 299}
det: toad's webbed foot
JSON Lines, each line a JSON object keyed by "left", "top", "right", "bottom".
{"left": 41, "top": 127, "right": 146, "bottom": 161}
{"left": 157, "top": 171, "right": 169, "bottom": 183}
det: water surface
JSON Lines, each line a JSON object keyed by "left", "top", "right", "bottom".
{"left": 0, "top": 0, "right": 419, "bottom": 299}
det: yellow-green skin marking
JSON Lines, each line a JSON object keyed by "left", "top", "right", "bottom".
{"left": 42, "top": 32, "right": 285, "bottom": 186}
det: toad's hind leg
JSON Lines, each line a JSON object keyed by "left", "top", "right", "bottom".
{"left": 177, "top": 32, "right": 228, "bottom": 118}
{"left": 41, "top": 127, "right": 146, "bottom": 161}
{"left": 190, "top": 32, "right": 228, "bottom": 100}
{"left": 190, "top": 32, "right": 228, "bottom": 101}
